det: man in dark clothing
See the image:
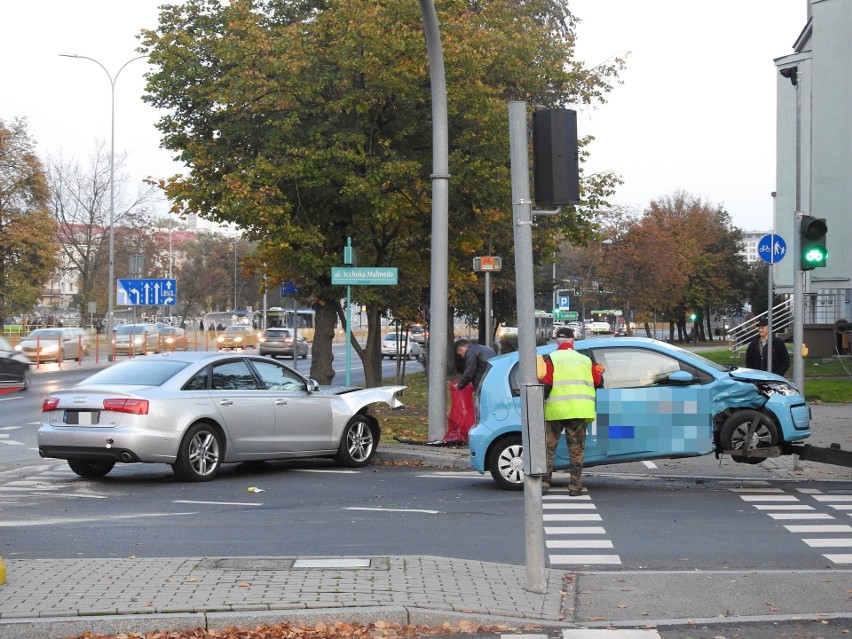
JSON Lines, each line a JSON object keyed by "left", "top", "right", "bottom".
{"left": 745, "top": 318, "right": 790, "bottom": 376}
{"left": 454, "top": 339, "right": 496, "bottom": 391}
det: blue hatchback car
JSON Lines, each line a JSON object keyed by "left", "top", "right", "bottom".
{"left": 468, "top": 337, "right": 811, "bottom": 490}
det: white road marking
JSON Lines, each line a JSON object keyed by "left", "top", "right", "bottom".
{"left": 0, "top": 512, "right": 198, "bottom": 527}
{"left": 546, "top": 539, "right": 613, "bottom": 549}
{"left": 346, "top": 507, "right": 440, "bottom": 514}
{"left": 549, "top": 554, "right": 622, "bottom": 565}
{"left": 802, "top": 538, "right": 852, "bottom": 547}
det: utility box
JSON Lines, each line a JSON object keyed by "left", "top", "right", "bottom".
{"left": 803, "top": 324, "right": 836, "bottom": 358}
{"left": 521, "top": 384, "right": 548, "bottom": 476}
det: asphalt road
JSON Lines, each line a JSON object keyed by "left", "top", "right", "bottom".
{"left": 1, "top": 454, "right": 847, "bottom": 574}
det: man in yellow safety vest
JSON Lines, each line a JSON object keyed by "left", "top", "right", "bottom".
{"left": 537, "top": 327, "right": 604, "bottom": 495}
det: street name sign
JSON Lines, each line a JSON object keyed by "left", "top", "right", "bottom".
{"left": 117, "top": 279, "right": 177, "bottom": 306}
{"left": 331, "top": 267, "right": 398, "bottom": 286}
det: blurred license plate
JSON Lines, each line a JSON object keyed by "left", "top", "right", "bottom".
{"left": 64, "top": 411, "right": 100, "bottom": 425}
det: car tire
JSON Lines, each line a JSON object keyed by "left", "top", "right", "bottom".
{"left": 172, "top": 422, "right": 223, "bottom": 481}
{"left": 488, "top": 434, "right": 525, "bottom": 491}
{"left": 334, "top": 416, "right": 377, "bottom": 468}
{"left": 68, "top": 458, "right": 116, "bottom": 478}
{"left": 719, "top": 410, "right": 779, "bottom": 464}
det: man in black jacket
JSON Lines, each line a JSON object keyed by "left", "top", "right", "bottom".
{"left": 454, "top": 339, "right": 496, "bottom": 391}
{"left": 745, "top": 318, "right": 790, "bottom": 376}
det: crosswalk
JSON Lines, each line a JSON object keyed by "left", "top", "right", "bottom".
{"left": 733, "top": 486, "right": 852, "bottom": 565}
{"left": 544, "top": 489, "right": 622, "bottom": 567}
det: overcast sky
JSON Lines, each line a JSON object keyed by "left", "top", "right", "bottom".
{"left": 1, "top": 1, "right": 806, "bottom": 232}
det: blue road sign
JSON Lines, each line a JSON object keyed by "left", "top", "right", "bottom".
{"left": 280, "top": 281, "right": 298, "bottom": 296}
{"left": 757, "top": 234, "right": 786, "bottom": 264}
{"left": 558, "top": 295, "right": 570, "bottom": 310}
{"left": 117, "top": 279, "right": 177, "bottom": 306}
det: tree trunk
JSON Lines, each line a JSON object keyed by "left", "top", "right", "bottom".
{"left": 361, "top": 303, "right": 385, "bottom": 388}
{"left": 310, "top": 301, "right": 339, "bottom": 385}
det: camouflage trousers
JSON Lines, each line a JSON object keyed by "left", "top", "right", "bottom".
{"left": 544, "top": 418, "right": 588, "bottom": 491}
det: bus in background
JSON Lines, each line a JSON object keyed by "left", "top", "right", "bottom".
{"left": 533, "top": 310, "right": 554, "bottom": 342}
{"left": 255, "top": 307, "right": 316, "bottom": 341}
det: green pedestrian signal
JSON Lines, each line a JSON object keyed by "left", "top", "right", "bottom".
{"left": 799, "top": 215, "right": 827, "bottom": 270}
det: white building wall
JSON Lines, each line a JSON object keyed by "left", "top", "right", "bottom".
{"left": 774, "top": 0, "right": 852, "bottom": 322}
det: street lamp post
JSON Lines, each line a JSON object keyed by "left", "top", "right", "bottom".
{"left": 59, "top": 53, "right": 146, "bottom": 350}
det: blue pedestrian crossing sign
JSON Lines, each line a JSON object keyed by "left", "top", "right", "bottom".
{"left": 757, "top": 234, "right": 786, "bottom": 264}
{"left": 117, "top": 279, "right": 177, "bottom": 306}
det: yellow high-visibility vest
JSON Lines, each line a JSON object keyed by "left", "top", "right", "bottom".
{"left": 544, "top": 349, "right": 596, "bottom": 421}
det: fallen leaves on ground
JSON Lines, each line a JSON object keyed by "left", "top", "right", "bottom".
{"left": 67, "top": 619, "right": 523, "bottom": 639}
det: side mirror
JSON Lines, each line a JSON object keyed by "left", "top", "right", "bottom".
{"left": 666, "top": 370, "right": 695, "bottom": 385}
{"left": 307, "top": 379, "right": 320, "bottom": 392}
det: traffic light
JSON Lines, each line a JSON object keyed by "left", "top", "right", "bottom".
{"left": 800, "top": 215, "right": 827, "bottom": 270}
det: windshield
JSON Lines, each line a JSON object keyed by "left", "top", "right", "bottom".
{"left": 656, "top": 342, "right": 729, "bottom": 372}
{"left": 80, "top": 359, "right": 190, "bottom": 386}
{"left": 116, "top": 325, "right": 152, "bottom": 335}
{"left": 26, "top": 329, "right": 64, "bottom": 339}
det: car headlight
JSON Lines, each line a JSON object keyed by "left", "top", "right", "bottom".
{"left": 759, "top": 380, "right": 800, "bottom": 397}
{"left": 217, "top": 336, "right": 225, "bottom": 343}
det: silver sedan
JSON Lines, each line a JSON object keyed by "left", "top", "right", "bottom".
{"left": 37, "top": 352, "right": 404, "bottom": 482}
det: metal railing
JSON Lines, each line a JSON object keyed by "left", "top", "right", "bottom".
{"left": 727, "top": 298, "right": 794, "bottom": 353}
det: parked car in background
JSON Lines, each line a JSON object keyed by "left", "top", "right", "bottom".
{"left": 0, "top": 336, "right": 30, "bottom": 391}
{"left": 15, "top": 327, "right": 91, "bottom": 362}
{"left": 216, "top": 325, "right": 260, "bottom": 350}
{"left": 160, "top": 326, "right": 188, "bottom": 351}
{"left": 587, "top": 321, "right": 612, "bottom": 334}
{"left": 469, "top": 336, "right": 812, "bottom": 490}
{"left": 259, "top": 328, "right": 309, "bottom": 359}
{"left": 409, "top": 325, "right": 429, "bottom": 344}
{"left": 37, "top": 351, "right": 405, "bottom": 481}
{"left": 381, "top": 332, "right": 421, "bottom": 359}
{"left": 113, "top": 324, "right": 161, "bottom": 355}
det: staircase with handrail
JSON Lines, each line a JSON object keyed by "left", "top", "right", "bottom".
{"left": 727, "top": 299, "right": 794, "bottom": 354}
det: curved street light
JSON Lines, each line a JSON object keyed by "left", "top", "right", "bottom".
{"left": 59, "top": 53, "right": 147, "bottom": 353}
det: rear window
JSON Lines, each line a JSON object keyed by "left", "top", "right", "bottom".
{"left": 80, "top": 359, "right": 190, "bottom": 386}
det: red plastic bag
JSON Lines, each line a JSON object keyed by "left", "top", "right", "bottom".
{"left": 445, "top": 382, "right": 475, "bottom": 444}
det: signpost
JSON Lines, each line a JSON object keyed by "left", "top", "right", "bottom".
{"left": 757, "top": 233, "right": 786, "bottom": 375}
{"left": 331, "top": 267, "right": 398, "bottom": 286}
{"left": 757, "top": 233, "right": 786, "bottom": 264}
{"left": 332, "top": 239, "right": 399, "bottom": 384}
{"left": 473, "top": 256, "right": 502, "bottom": 349}
{"left": 117, "top": 279, "right": 176, "bottom": 306}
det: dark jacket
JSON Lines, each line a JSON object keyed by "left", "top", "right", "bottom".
{"left": 745, "top": 335, "right": 790, "bottom": 377}
{"left": 457, "top": 343, "right": 497, "bottom": 390}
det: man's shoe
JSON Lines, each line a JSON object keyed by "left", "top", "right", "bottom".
{"left": 541, "top": 482, "right": 550, "bottom": 495}
{"left": 568, "top": 489, "right": 582, "bottom": 497}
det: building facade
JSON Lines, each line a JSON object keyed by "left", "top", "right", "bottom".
{"left": 774, "top": 0, "right": 851, "bottom": 326}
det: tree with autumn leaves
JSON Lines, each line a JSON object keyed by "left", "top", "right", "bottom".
{"left": 139, "top": 0, "right": 625, "bottom": 385}
{"left": 596, "top": 191, "right": 750, "bottom": 342}
{"left": 0, "top": 119, "right": 60, "bottom": 330}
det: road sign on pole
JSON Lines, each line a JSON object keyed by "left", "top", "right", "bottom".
{"left": 757, "top": 233, "right": 786, "bottom": 264}
{"left": 117, "top": 279, "right": 176, "bottom": 306}
{"left": 331, "top": 267, "right": 398, "bottom": 286}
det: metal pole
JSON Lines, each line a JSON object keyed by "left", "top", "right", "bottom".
{"left": 59, "top": 54, "right": 146, "bottom": 354}
{"left": 419, "top": 0, "right": 450, "bottom": 442}
{"left": 484, "top": 270, "right": 492, "bottom": 350}
{"left": 791, "top": 70, "right": 805, "bottom": 393}
{"left": 509, "top": 101, "right": 546, "bottom": 594}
